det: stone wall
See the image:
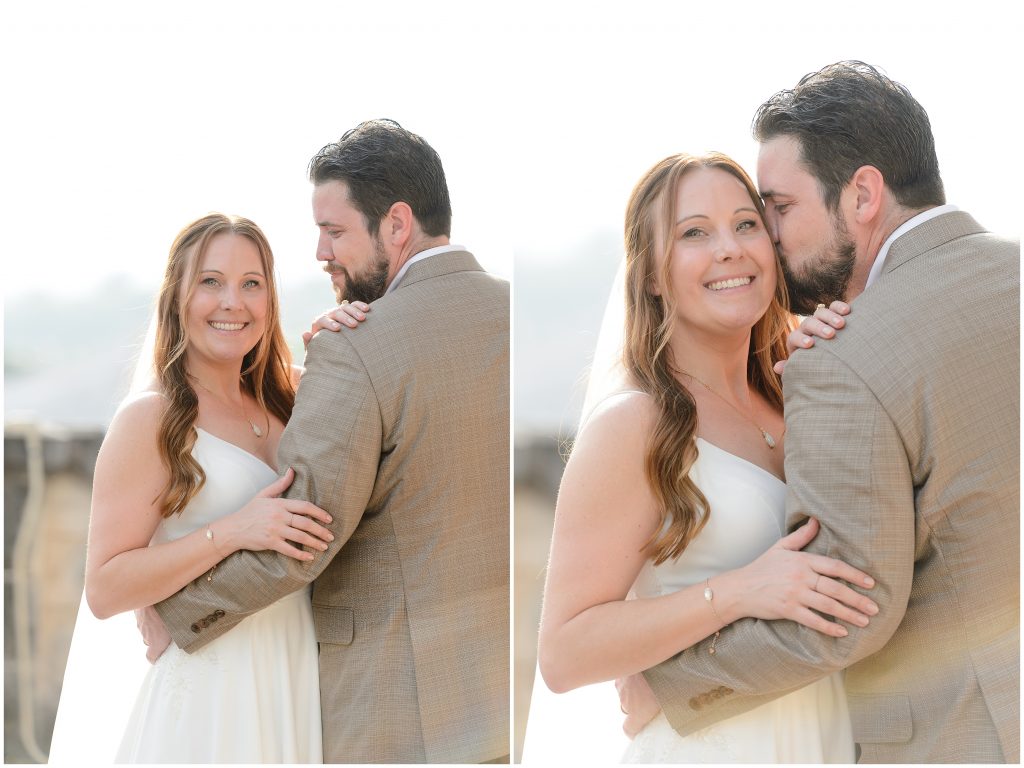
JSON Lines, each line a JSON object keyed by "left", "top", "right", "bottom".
{"left": 4, "top": 425, "right": 100, "bottom": 763}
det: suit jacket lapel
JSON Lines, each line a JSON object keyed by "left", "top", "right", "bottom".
{"left": 884, "top": 211, "right": 987, "bottom": 277}
{"left": 391, "top": 250, "right": 484, "bottom": 292}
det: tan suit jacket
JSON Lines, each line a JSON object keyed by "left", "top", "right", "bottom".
{"left": 645, "top": 212, "right": 1019, "bottom": 763}
{"left": 157, "top": 251, "right": 510, "bottom": 763}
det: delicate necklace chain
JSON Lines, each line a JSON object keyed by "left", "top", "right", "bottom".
{"left": 187, "top": 373, "right": 267, "bottom": 438}
{"left": 680, "top": 371, "right": 779, "bottom": 449}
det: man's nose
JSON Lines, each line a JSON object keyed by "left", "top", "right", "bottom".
{"left": 315, "top": 233, "right": 332, "bottom": 261}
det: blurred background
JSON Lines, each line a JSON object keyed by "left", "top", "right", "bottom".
{"left": 4, "top": 0, "right": 1020, "bottom": 764}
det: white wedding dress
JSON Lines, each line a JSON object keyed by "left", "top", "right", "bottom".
{"left": 49, "top": 427, "right": 322, "bottom": 764}
{"left": 522, "top": 437, "right": 854, "bottom": 764}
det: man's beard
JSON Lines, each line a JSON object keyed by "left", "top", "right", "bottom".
{"left": 780, "top": 212, "right": 857, "bottom": 314}
{"left": 332, "top": 239, "right": 390, "bottom": 305}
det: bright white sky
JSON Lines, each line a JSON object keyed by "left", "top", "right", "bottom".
{"left": 2, "top": 1, "right": 1020, "bottom": 300}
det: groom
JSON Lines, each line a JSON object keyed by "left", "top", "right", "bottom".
{"left": 619, "top": 62, "right": 1019, "bottom": 762}
{"left": 155, "top": 120, "right": 510, "bottom": 763}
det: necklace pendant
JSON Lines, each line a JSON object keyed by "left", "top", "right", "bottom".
{"left": 251, "top": 422, "right": 263, "bottom": 438}
{"left": 762, "top": 430, "right": 776, "bottom": 449}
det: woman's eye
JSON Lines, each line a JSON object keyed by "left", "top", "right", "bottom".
{"left": 243, "top": 279, "right": 261, "bottom": 289}
{"left": 682, "top": 228, "right": 704, "bottom": 239}
{"left": 201, "top": 277, "right": 219, "bottom": 287}
{"left": 737, "top": 219, "right": 758, "bottom": 232}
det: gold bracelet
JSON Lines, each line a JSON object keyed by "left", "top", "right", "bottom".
{"left": 205, "top": 525, "right": 217, "bottom": 582}
{"left": 704, "top": 578, "right": 724, "bottom": 655}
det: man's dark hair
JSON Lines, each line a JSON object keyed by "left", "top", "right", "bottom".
{"left": 752, "top": 61, "right": 945, "bottom": 211}
{"left": 308, "top": 119, "right": 452, "bottom": 237}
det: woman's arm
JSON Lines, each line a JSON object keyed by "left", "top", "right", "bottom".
{"left": 539, "top": 392, "right": 877, "bottom": 694}
{"left": 85, "top": 393, "right": 333, "bottom": 620}
{"left": 538, "top": 393, "right": 723, "bottom": 693}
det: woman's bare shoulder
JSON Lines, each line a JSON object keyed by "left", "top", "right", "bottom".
{"left": 578, "top": 390, "right": 658, "bottom": 443}
{"left": 106, "top": 389, "right": 167, "bottom": 444}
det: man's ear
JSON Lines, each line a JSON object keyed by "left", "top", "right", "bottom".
{"left": 849, "top": 165, "right": 885, "bottom": 224}
{"left": 381, "top": 201, "right": 415, "bottom": 247}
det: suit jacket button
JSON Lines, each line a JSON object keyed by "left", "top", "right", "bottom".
{"left": 190, "top": 622, "right": 200, "bottom": 633}
{"left": 688, "top": 696, "right": 702, "bottom": 711}
{"left": 214, "top": 609, "right": 225, "bottom": 618}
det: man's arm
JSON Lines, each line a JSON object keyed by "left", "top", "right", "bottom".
{"left": 154, "top": 329, "right": 382, "bottom": 652}
{"left": 643, "top": 345, "right": 916, "bottom": 735}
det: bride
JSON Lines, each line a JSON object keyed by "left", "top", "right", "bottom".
{"left": 523, "top": 153, "right": 876, "bottom": 763}
{"left": 49, "top": 213, "right": 368, "bottom": 763}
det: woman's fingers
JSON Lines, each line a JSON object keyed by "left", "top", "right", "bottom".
{"left": 815, "top": 575, "right": 879, "bottom": 617}
{"left": 809, "top": 553, "right": 876, "bottom": 589}
{"left": 813, "top": 302, "right": 847, "bottom": 331}
{"left": 777, "top": 517, "right": 819, "bottom": 551}
{"left": 806, "top": 582, "right": 872, "bottom": 628}
{"left": 331, "top": 302, "right": 369, "bottom": 323}
{"left": 792, "top": 606, "right": 849, "bottom": 638}
{"left": 317, "top": 301, "right": 371, "bottom": 330}
{"left": 285, "top": 513, "right": 334, "bottom": 547}
{"left": 786, "top": 326, "right": 815, "bottom": 354}
{"left": 828, "top": 300, "right": 851, "bottom": 317}
{"left": 787, "top": 302, "right": 852, "bottom": 354}
{"left": 286, "top": 527, "right": 330, "bottom": 551}
{"left": 284, "top": 500, "right": 333, "bottom": 526}
{"left": 257, "top": 468, "right": 294, "bottom": 498}
{"left": 272, "top": 540, "right": 317, "bottom": 562}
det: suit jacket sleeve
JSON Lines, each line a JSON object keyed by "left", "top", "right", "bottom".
{"left": 154, "top": 329, "right": 382, "bottom": 652}
{"left": 643, "top": 344, "right": 916, "bottom": 735}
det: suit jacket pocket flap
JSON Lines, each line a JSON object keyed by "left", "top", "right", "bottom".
{"left": 847, "top": 692, "right": 912, "bottom": 744}
{"left": 311, "top": 605, "right": 354, "bottom": 646}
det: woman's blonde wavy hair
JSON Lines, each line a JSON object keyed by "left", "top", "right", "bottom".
{"left": 623, "top": 153, "right": 791, "bottom": 565}
{"left": 152, "top": 213, "right": 294, "bottom": 518}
